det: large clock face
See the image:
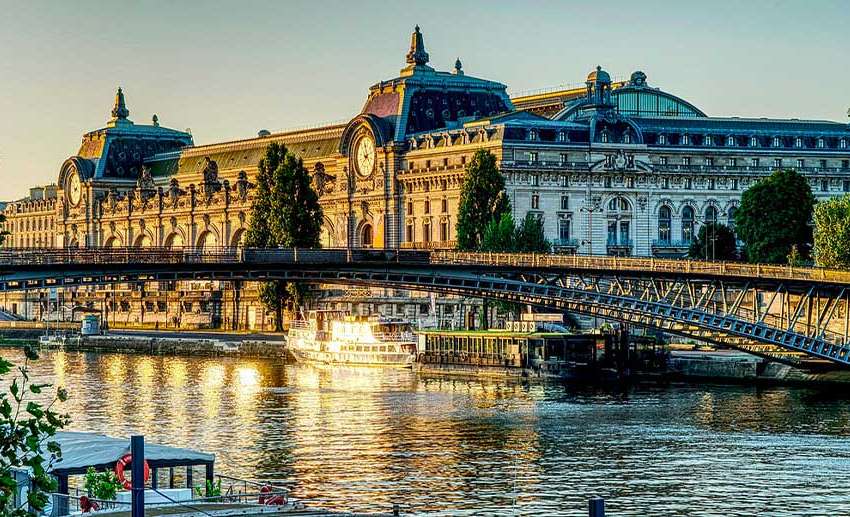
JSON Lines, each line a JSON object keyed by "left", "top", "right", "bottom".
{"left": 354, "top": 135, "right": 376, "bottom": 177}
{"left": 68, "top": 171, "right": 82, "bottom": 206}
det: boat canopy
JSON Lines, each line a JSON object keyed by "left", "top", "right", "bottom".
{"left": 49, "top": 431, "right": 215, "bottom": 476}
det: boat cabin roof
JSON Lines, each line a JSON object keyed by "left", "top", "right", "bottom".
{"left": 49, "top": 432, "right": 215, "bottom": 476}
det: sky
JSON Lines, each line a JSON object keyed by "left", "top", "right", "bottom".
{"left": 0, "top": 0, "right": 848, "bottom": 200}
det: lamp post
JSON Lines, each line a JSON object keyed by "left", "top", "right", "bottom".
{"left": 580, "top": 196, "right": 602, "bottom": 255}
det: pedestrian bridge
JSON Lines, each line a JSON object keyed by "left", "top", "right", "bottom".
{"left": 3, "top": 247, "right": 850, "bottom": 368}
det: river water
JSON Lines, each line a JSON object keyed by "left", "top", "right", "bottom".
{"left": 3, "top": 349, "right": 850, "bottom": 516}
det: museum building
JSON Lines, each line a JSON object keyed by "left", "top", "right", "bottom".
{"left": 2, "top": 26, "right": 849, "bottom": 328}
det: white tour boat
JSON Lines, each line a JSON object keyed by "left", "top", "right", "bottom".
{"left": 287, "top": 310, "right": 417, "bottom": 367}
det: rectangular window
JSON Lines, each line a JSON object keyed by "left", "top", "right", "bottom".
{"left": 529, "top": 152, "right": 538, "bottom": 163}
{"left": 560, "top": 195, "right": 569, "bottom": 210}
{"left": 797, "top": 159, "right": 805, "bottom": 169}
{"left": 820, "top": 159, "right": 827, "bottom": 169}
{"left": 773, "top": 137, "right": 781, "bottom": 147}
{"left": 684, "top": 178, "right": 693, "bottom": 189}
{"left": 704, "top": 157, "right": 713, "bottom": 166}
{"left": 843, "top": 160, "right": 850, "bottom": 169}
{"left": 626, "top": 177, "right": 635, "bottom": 188}
{"left": 728, "top": 158, "right": 737, "bottom": 167}
{"left": 662, "top": 177, "right": 670, "bottom": 189}
{"left": 440, "top": 221, "right": 448, "bottom": 241}
{"left": 441, "top": 198, "right": 448, "bottom": 213}
{"left": 424, "top": 199, "right": 430, "bottom": 214}
{"left": 774, "top": 158, "right": 782, "bottom": 168}
{"left": 731, "top": 178, "right": 739, "bottom": 190}
{"left": 558, "top": 219, "right": 571, "bottom": 242}
{"left": 406, "top": 223, "right": 414, "bottom": 242}
{"left": 682, "top": 157, "right": 691, "bottom": 166}
{"left": 532, "top": 175, "right": 539, "bottom": 186}
{"left": 659, "top": 156, "right": 668, "bottom": 165}
{"left": 406, "top": 201, "right": 413, "bottom": 216}
{"left": 822, "top": 179, "right": 829, "bottom": 192}
{"left": 560, "top": 153, "right": 568, "bottom": 165}
{"left": 843, "top": 180, "right": 850, "bottom": 192}
{"left": 531, "top": 194, "right": 540, "bottom": 210}
{"left": 425, "top": 159, "right": 431, "bottom": 168}
{"left": 708, "top": 178, "right": 716, "bottom": 190}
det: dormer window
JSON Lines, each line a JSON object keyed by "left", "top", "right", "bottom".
{"left": 817, "top": 138, "right": 825, "bottom": 149}
{"left": 557, "top": 131, "right": 566, "bottom": 142}
{"left": 600, "top": 130, "right": 609, "bottom": 144}
{"left": 682, "top": 134, "right": 690, "bottom": 146}
{"left": 751, "top": 136, "right": 759, "bottom": 147}
{"left": 528, "top": 129, "right": 538, "bottom": 141}
{"left": 727, "top": 135, "right": 735, "bottom": 146}
{"left": 841, "top": 139, "right": 847, "bottom": 149}
{"left": 623, "top": 132, "right": 631, "bottom": 144}
{"left": 795, "top": 137, "right": 803, "bottom": 148}
{"left": 773, "top": 136, "right": 781, "bottom": 148}
{"left": 658, "top": 134, "right": 667, "bottom": 145}
{"left": 704, "top": 135, "right": 712, "bottom": 146}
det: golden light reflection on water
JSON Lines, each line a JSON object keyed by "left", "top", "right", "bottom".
{"left": 3, "top": 349, "right": 850, "bottom": 515}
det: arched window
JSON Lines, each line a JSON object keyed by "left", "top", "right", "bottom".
{"left": 704, "top": 205, "right": 718, "bottom": 225}
{"left": 658, "top": 134, "right": 667, "bottom": 145}
{"left": 682, "top": 206, "right": 695, "bottom": 243}
{"left": 704, "top": 134, "right": 712, "bottom": 146}
{"left": 727, "top": 135, "right": 735, "bottom": 146}
{"left": 361, "top": 224, "right": 373, "bottom": 248}
{"left": 658, "top": 206, "right": 672, "bottom": 243}
{"left": 608, "top": 196, "right": 630, "bottom": 212}
{"left": 750, "top": 136, "right": 758, "bottom": 147}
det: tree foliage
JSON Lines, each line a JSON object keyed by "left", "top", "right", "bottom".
{"left": 687, "top": 223, "right": 738, "bottom": 261}
{"left": 514, "top": 214, "right": 551, "bottom": 253}
{"left": 735, "top": 169, "right": 815, "bottom": 264}
{"left": 456, "top": 150, "right": 510, "bottom": 250}
{"left": 245, "top": 143, "right": 324, "bottom": 330}
{"left": 0, "top": 348, "right": 69, "bottom": 515}
{"left": 813, "top": 194, "right": 850, "bottom": 268}
{"left": 480, "top": 213, "right": 551, "bottom": 253}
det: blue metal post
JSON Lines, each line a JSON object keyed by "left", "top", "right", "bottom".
{"left": 131, "top": 435, "right": 145, "bottom": 517}
{"left": 589, "top": 496, "right": 605, "bottom": 517}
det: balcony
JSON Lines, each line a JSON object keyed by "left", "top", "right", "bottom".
{"left": 552, "top": 238, "right": 579, "bottom": 253}
{"left": 651, "top": 239, "right": 692, "bottom": 249}
{"left": 606, "top": 238, "right": 633, "bottom": 257}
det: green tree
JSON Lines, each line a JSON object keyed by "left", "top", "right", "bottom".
{"left": 514, "top": 214, "right": 551, "bottom": 253}
{"left": 813, "top": 194, "right": 850, "bottom": 268}
{"left": 246, "top": 143, "right": 324, "bottom": 330}
{"left": 480, "top": 212, "right": 516, "bottom": 252}
{"left": 0, "top": 348, "right": 69, "bottom": 515}
{"left": 687, "top": 223, "right": 738, "bottom": 260}
{"left": 735, "top": 169, "right": 815, "bottom": 264}
{"left": 456, "top": 150, "right": 510, "bottom": 250}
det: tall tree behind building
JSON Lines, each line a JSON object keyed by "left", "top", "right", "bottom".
{"left": 456, "top": 150, "right": 510, "bottom": 250}
{"left": 735, "top": 169, "right": 814, "bottom": 264}
{"left": 245, "top": 143, "right": 323, "bottom": 330}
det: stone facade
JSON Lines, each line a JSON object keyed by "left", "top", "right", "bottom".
{"left": 2, "top": 27, "right": 850, "bottom": 327}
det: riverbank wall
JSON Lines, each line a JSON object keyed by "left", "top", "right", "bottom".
{"left": 0, "top": 329, "right": 288, "bottom": 359}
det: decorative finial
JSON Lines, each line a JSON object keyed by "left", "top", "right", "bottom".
{"left": 111, "top": 87, "right": 129, "bottom": 120}
{"left": 597, "top": 65, "right": 602, "bottom": 72}
{"left": 453, "top": 57, "right": 463, "bottom": 75}
{"left": 405, "top": 25, "right": 429, "bottom": 66}
{"left": 152, "top": 114, "right": 159, "bottom": 127}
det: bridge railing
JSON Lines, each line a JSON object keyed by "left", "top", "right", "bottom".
{"left": 430, "top": 251, "right": 850, "bottom": 285}
{"left": 0, "top": 247, "right": 241, "bottom": 266}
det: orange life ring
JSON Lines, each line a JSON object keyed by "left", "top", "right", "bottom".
{"left": 114, "top": 453, "right": 151, "bottom": 490}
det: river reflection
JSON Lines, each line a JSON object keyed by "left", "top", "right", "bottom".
{"left": 3, "top": 349, "right": 850, "bottom": 516}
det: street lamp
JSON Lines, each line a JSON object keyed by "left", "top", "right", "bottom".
{"left": 580, "top": 196, "right": 602, "bottom": 255}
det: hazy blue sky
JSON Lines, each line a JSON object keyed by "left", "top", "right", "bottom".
{"left": 1, "top": 0, "right": 848, "bottom": 199}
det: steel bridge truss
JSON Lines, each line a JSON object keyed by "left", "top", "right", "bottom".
{"left": 2, "top": 253, "right": 850, "bottom": 367}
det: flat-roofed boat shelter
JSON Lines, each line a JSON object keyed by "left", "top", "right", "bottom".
{"left": 49, "top": 432, "right": 215, "bottom": 494}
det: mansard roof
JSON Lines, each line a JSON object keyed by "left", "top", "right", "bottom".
{"left": 633, "top": 116, "right": 850, "bottom": 135}
{"left": 354, "top": 26, "right": 513, "bottom": 144}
